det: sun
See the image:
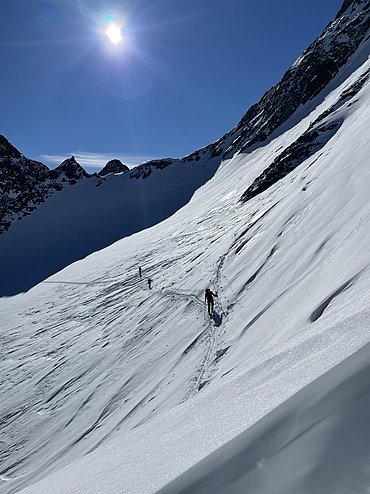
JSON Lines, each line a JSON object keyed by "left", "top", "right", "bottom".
{"left": 106, "top": 24, "right": 122, "bottom": 44}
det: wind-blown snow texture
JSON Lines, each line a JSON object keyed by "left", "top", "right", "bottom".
{"left": 1, "top": 2, "right": 370, "bottom": 494}
{"left": 157, "top": 340, "right": 370, "bottom": 494}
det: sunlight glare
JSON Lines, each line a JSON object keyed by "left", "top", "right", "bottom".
{"left": 106, "top": 24, "right": 122, "bottom": 44}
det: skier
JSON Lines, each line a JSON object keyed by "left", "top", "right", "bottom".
{"left": 148, "top": 278, "right": 152, "bottom": 290}
{"left": 205, "top": 288, "right": 217, "bottom": 316}
{"left": 139, "top": 266, "right": 142, "bottom": 278}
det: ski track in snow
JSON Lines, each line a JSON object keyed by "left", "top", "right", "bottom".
{"left": 0, "top": 223, "right": 238, "bottom": 493}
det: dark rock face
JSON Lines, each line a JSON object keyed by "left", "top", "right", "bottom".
{"left": 240, "top": 66, "right": 370, "bottom": 203}
{"left": 240, "top": 120, "right": 343, "bottom": 202}
{"left": 336, "top": 0, "right": 357, "bottom": 19}
{"left": 129, "top": 159, "right": 177, "bottom": 179}
{"left": 52, "top": 156, "right": 90, "bottom": 181}
{"left": 98, "top": 159, "right": 129, "bottom": 176}
{"left": 0, "top": 136, "right": 51, "bottom": 232}
{"left": 0, "top": 142, "right": 92, "bottom": 233}
{"left": 0, "top": 135, "right": 22, "bottom": 160}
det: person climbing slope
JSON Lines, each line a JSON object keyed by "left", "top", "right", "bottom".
{"left": 205, "top": 288, "right": 217, "bottom": 316}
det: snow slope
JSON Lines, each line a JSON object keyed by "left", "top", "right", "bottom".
{"left": 157, "top": 340, "right": 370, "bottom": 494}
{"left": 0, "top": 154, "right": 221, "bottom": 296}
{"left": 0, "top": 41, "right": 369, "bottom": 494}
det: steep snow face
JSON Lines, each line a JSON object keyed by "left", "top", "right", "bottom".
{"left": 1, "top": 49, "right": 369, "bottom": 494}
{"left": 157, "top": 341, "right": 370, "bottom": 494}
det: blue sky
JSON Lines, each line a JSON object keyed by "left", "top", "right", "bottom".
{"left": 1, "top": 0, "right": 343, "bottom": 171}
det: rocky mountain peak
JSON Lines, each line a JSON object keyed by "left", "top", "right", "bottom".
{"left": 52, "top": 156, "right": 90, "bottom": 180}
{"left": 98, "top": 159, "right": 129, "bottom": 176}
{"left": 0, "top": 134, "right": 22, "bottom": 161}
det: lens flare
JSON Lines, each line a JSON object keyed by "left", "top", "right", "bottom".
{"left": 106, "top": 24, "right": 122, "bottom": 44}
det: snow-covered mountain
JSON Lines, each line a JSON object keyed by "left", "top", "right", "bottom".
{"left": 1, "top": 0, "right": 369, "bottom": 297}
{"left": 0, "top": 1, "right": 370, "bottom": 493}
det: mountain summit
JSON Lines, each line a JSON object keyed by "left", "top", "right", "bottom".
{"left": 50, "top": 156, "right": 90, "bottom": 182}
{"left": 98, "top": 159, "right": 129, "bottom": 176}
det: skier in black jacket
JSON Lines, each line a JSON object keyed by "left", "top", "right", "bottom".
{"left": 205, "top": 288, "right": 217, "bottom": 316}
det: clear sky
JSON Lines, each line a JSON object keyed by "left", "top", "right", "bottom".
{"left": 1, "top": 0, "right": 343, "bottom": 171}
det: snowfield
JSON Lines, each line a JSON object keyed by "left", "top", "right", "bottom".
{"left": 1, "top": 30, "right": 370, "bottom": 494}
{"left": 157, "top": 338, "right": 370, "bottom": 494}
